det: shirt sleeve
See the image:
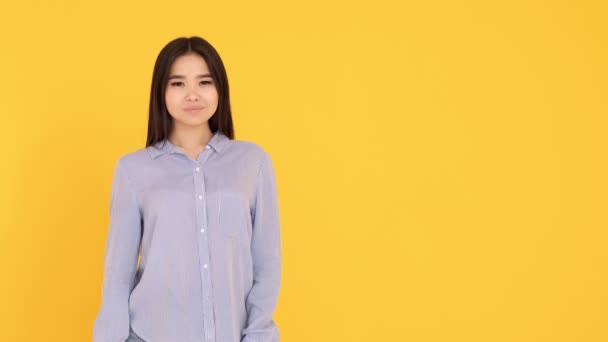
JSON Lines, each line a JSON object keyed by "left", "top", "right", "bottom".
{"left": 241, "top": 152, "right": 282, "bottom": 342}
{"left": 93, "top": 159, "right": 142, "bottom": 342}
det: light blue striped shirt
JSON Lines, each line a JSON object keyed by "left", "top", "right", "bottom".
{"left": 93, "top": 131, "right": 282, "bottom": 342}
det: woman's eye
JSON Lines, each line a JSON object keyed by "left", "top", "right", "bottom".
{"left": 168, "top": 80, "right": 212, "bottom": 87}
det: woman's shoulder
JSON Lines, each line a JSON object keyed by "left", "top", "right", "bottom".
{"left": 229, "top": 138, "right": 267, "bottom": 155}
{"left": 228, "top": 138, "right": 274, "bottom": 166}
{"left": 114, "top": 146, "right": 153, "bottom": 170}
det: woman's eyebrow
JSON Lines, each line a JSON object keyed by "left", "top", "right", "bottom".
{"left": 168, "top": 74, "right": 212, "bottom": 80}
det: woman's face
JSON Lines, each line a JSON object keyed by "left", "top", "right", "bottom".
{"left": 165, "top": 53, "right": 219, "bottom": 129}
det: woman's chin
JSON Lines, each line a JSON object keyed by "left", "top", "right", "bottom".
{"left": 175, "top": 117, "right": 210, "bottom": 128}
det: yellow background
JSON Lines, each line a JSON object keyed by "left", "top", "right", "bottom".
{"left": 1, "top": 0, "right": 606, "bottom": 341}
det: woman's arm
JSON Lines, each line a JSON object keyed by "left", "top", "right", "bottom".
{"left": 93, "top": 159, "right": 142, "bottom": 342}
{"left": 242, "top": 152, "right": 282, "bottom": 342}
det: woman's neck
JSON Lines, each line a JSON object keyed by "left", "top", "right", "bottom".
{"left": 168, "top": 123, "right": 213, "bottom": 149}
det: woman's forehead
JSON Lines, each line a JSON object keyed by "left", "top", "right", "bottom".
{"left": 170, "top": 53, "right": 210, "bottom": 74}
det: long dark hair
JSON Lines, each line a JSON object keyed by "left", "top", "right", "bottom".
{"left": 146, "top": 36, "right": 234, "bottom": 147}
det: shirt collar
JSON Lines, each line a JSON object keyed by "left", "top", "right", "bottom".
{"left": 147, "top": 130, "right": 229, "bottom": 159}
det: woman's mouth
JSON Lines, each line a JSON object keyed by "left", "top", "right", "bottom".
{"left": 184, "top": 107, "right": 204, "bottom": 112}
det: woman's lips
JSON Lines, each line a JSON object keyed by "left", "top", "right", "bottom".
{"left": 184, "top": 107, "right": 204, "bottom": 112}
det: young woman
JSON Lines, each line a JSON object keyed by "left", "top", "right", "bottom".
{"left": 93, "top": 36, "right": 282, "bottom": 342}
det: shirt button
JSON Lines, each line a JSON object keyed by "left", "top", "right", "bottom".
{"left": 195, "top": 167, "right": 200, "bottom": 172}
{"left": 203, "top": 264, "right": 208, "bottom": 269}
{"left": 200, "top": 228, "right": 205, "bottom": 233}
{"left": 198, "top": 195, "right": 203, "bottom": 200}
{"left": 205, "top": 145, "right": 210, "bottom": 150}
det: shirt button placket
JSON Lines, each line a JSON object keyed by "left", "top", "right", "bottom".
{"left": 193, "top": 147, "right": 216, "bottom": 342}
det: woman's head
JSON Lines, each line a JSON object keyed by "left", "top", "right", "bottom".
{"left": 146, "top": 36, "right": 234, "bottom": 147}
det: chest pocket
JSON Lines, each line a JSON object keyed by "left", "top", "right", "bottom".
{"left": 215, "top": 191, "right": 249, "bottom": 240}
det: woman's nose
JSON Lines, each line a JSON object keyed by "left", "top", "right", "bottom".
{"left": 185, "top": 85, "right": 201, "bottom": 100}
